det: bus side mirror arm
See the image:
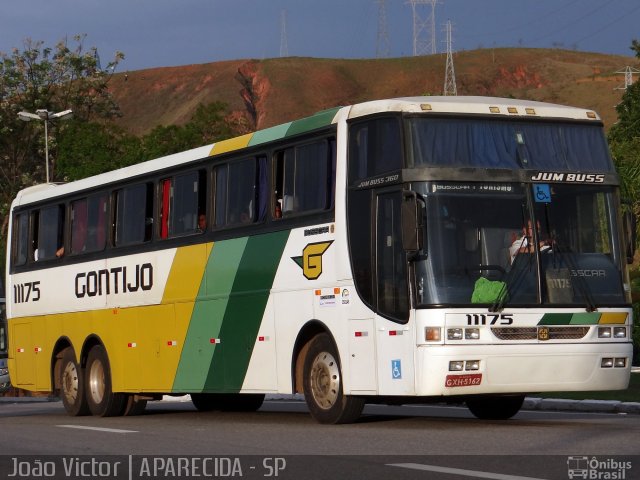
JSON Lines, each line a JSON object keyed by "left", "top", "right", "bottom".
{"left": 401, "top": 190, "right": 425, "bottom": 255}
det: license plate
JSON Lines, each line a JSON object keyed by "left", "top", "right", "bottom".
{"left": 445, "top": 373, "right": 482, "bottom": 387}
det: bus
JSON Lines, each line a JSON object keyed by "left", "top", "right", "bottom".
{"left": 0, "top": 277, "right": 9, "bottom": 393}
{"left": 5, "top": 96, "right": 633, "bottom": 423}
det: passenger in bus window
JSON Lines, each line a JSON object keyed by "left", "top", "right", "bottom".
{"left": 197, "top": 213, "right": 207, "bottom": 232}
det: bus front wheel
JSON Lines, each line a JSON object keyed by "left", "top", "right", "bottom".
{"left": 466, "top": 394, "right": 525, "bottom": 420}
{"left": 84, "top": 345, "right": 126, "bottom": 417}
{"left": 59, "top": 348, "right": 89, "bottom": 416}
{"left": 302, "top": 333, "right": 364, "bottom": 424}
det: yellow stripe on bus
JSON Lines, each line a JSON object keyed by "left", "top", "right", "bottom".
{"left": 598, "top": 312, "right": 628, "bottom": 324}
{"left": 117, "top": 243, "right": 212, "bottom": 391}
{"left": 209, "top": 133, "right": 253, "bottom": 156}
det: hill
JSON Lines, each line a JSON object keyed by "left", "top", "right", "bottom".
{"left": 108, "top": 48, "right": 639, "bottom": 136}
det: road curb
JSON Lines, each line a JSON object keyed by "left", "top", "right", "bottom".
{"left": 524, "top": 397, "right": 640, "bottom": 414}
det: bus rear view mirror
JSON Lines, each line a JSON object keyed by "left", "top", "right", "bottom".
{"left": 401, "top": 191, "right": 424, "bottom": 253}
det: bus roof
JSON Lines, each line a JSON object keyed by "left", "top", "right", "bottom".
{"left": 12, "top": 96, "right": 602, "bottom": 207}
{"left": 346, "top": 96, "right": 602, "bottom": 121}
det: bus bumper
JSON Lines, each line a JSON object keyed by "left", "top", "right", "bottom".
{"left": 415, "top": 342, "right": 633, "bottom": 396}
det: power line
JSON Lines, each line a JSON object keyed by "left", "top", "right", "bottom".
{"left": 525, "top": 0, "right": 618, "bottom": 45}
{"left": 570, "top": 3, "right": 640, "bottom": 48}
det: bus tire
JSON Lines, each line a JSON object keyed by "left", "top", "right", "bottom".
{"left": 191, "top": 393, "right": 264, "bottom": 412}
{"left": 122, "top": 395, "right": 147, "bottom": 416}
{"left": 84, "top": 345, "right": 126, "bottom": 417}
{"left": 59, "top": 348, "right": 89, "bottom": 416}
{"left": 302, "top": 333, "right": 364, "bottom": 424}
{"left": 466, "top": 394, "right": 525, "bottom": 420}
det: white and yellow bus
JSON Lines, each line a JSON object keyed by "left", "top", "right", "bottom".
{"left": 6, "top": 97, "right": 633, "bottom": 423}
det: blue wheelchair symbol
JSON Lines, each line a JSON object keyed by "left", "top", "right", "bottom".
{"left": 391, "top": 359, "right": 402, "bottom": 380}
{"left": 533, "top": 184, "right": 551, "bottom": 203}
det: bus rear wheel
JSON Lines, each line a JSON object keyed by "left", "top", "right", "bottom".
{"left": 191, "top": 393, "right": 265, "bottom": 412}
{"left": 85, "top": 345, "right": 126, "bottom": 417}
{"left": 59, "top": 348, "right": 89, "bottom": 416}
{"left": 466, "top": 394, "right": 525, "bottom": 420}
{"left": 302, "top": 333, "right": 364, "bottom": 424}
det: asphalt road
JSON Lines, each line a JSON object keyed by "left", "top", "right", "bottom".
{"left": 0, "top": 400, "right": 638, "bottom": 479}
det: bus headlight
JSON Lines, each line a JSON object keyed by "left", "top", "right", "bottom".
{"left": 613, "top": 327, "right": 627, "bottom": 339}
{"left": 598, "top": 327, "right": 612, "bottom": 338}
{"left": 465, "top": 328, "right": 480, "bottom": 340}
{"left": 449, "top": 361, "right": 464, "bottom": 371}
{"left": 465, "top": 360, "right": 480, "bottom": 371}
{"left": 614, "top": 358, "right": 627, "bottom": 368}
{"left": 601, "top": 358, "right": 614, "bottom": 368}
{"left": 447, "top": 328, "right": 463, "bottom": 340}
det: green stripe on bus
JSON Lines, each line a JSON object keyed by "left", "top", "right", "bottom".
{"left": 285, "top": 107, "right": 340, "bottom": 137}
{"left": 538, "top": 312, "right": 601, "bottom": 325}
{"left": 249, "top": 123, "right": 292, "bottom": 146}
{"left": 172, "top": 238, "right": 248, "bottom": 391}
{"left": 204, "top": 230, "right": 290, "bottom": 391}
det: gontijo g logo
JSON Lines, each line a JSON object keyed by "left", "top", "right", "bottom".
{"left": 292, "top": 241, "right": 333, "bottom": 280}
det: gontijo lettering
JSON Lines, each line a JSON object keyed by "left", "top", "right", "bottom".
{"left": 75, "top": 263, "right": 153, "bottom": 298}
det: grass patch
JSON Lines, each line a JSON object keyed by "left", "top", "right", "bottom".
{"left": 535, "top": 371, "right": 640, "bottom": 402}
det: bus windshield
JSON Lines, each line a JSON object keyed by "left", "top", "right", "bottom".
{"left": 407, "top": 117, "right": 614, "bottom": 172}
{"left": 412, "top": 181, "right": 627, "bottom": 308}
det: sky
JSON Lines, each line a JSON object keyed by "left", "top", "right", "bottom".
{"left": 1, "top": 0, "right": 639, "bottom": 73}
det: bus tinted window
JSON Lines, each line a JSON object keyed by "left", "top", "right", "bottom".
{"left": 275, "top": 139, "right": 335, "bottom": 216}
{"left": 71, "top": 195, "right": 108, "bottom": 254}
{"left": 114, "top": 183, "right": 153, "bottom": 246}
{"left": 12, "top": 214, "right": 28, "bottom": 266}
{"left": 34, "top": 205, "right": 65, "bottom": 261}
{"left": 215, "top": 158, "right": 265, "bottom": 227}
{"left": 160, "top": 170, "right": 206, "bottom": 238}
{"left": 348, "top": 118, "right": 402, "bottom": 183}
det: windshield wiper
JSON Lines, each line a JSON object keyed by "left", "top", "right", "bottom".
{"left": 547, "top": 242, "right": 597, "bottom": 312}
{"left": 490, "top": 239, "right": 535, "bottom": 312}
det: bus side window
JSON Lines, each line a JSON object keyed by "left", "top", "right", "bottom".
{"left": 33, "top": 205, "right": 65, "bottom": 261}
{"left": 114, "top": 183, "right": 153, "bottom": 246}
{"left": 274, "top": 138, "right": 334, "bottom": 217}
{"left": 161, "top": 170, "right": 207, "bottom": 237}
{"left": 71, "top": 195, "right": 107, "bottom": 254}
{"left": 348, "top": 118, "right": 401, "bottom": 183}
{"left": 214, "top": 159, "right": 264, "bottom": 227}
{"left": 12, "top": 213, "right": 29, "bottom": 266}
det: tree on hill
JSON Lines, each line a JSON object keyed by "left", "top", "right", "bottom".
{"left": 139, "top": 101, "right": 242, "bottom": 160}
{"left": 0, "top": 35, "right": 124, "bottom": 262}
{"left": 608, "top": 39, "right": 640, "bottom": 251}
{"left": 0, "top": 35, "right": 123, "bottom": 199}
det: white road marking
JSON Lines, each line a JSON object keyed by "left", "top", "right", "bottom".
{"left": 387, "top": 463, "right": 546, "bottom": 480}
{"left": 57, "top": 425, "right": 138, "bottom": 434}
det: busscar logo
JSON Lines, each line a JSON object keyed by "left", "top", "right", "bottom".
{"left": 292, "top": 241, "right": 333, "bottom": 280}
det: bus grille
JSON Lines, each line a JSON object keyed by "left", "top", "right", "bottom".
{"left": 491, "top": 326, "right": 590, "bottom": 341}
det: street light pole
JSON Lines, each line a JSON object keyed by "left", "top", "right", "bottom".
{"left": 18, "top": 109, "right": 73, "bottom": 183}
